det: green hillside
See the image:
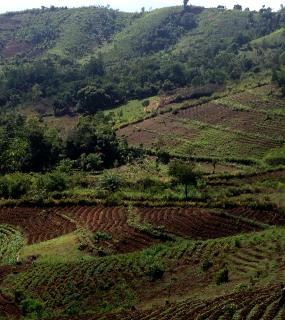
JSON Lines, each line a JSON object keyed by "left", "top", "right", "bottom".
{"left": 0, "top": 5, "right": 284, "bottom": 115}
{"left": 0, "top": 4, "right": 285, "bottom": 320}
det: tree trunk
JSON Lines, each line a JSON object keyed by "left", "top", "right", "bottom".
{"left": 185, "top": 184, "right": 188, "bottom": 200}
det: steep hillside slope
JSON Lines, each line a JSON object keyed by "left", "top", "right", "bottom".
{"left": 0, "top": 5, "right": 284, "bottom": 115}
{"left": 118, "top": 81, "right": 285, "bottom": 162}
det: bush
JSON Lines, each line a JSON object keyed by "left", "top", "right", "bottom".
{"left": 142, "top": 100, "right": 150, "bottom": 107}
{"left": 8, "top": 174, "right": 32, "bottom": 198}
{"left": 56, "top": 159, "right": 75, "bottom": 173}
{"left": 137, "top": 177, "right": 166, "bottom": 192}
{"left": 234, "top": 238, "right": 241, "bottom": 248}
{"left": 94, "top": 231, "right": 112, "bottom": 241}
{"left": 201, "top": 259, "right": 213, "bottom": 271}
{"left": 263, "top": 147, "right": 285, "bottom": 167}
{"left": 37, "top": 171, "right": 69, "bottom": 192}
{"left": 157, "top": 150, "right": 170, "bottom": 164}
{"left": 0, "top": 174, "right": 32, "bottom": 199}
{"left": 147, "top": 263, "right": 165, "bottom": 281}
{"left": 80, "top": 153, "right": 103, "bottom": 171}
{"left": 0, "top": 177, "right": 9, "bottom": 198}
{"left": 21, "top": 298, "right": 44, "bottom": 317}
{"left": 216, "top": 268, "right": 229, "bottom": 285}
{"left": 224, "top": 303, "right": 237, "bottom": 318}
{"left": 99, "top": 173, "right": 124, "bottom": 192}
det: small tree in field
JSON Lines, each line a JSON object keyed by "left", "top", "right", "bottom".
{"left": 169, "top": 160, "right": 199, "bottom": 200}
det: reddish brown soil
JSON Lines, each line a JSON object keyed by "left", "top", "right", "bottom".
{"left": 0, "top": 266, "right": 21, "bottom": 319}
{"left": 0, "top": 205, "right": 280, "bottom": 248}
{"left": 118, "top": 105, "right": 283, "bottom": 155}
{"left": 118, "top": 115, "right": 200, "bottom": 147}
{"left": 0, "top": 207, "right": 76, "bottom": 244}
{"left": 56, "top": 206, "right": 159, "bottom": 253}
{"left": 226, "top": 207, "right": 285, "bottom": 226}
{"left": 177, "top": 102, "right": 285, "bottom": 141}
{"left": 137, "top": 207, "right": 262, "bottom": 239}
{"left": 117, "top": 125, "right": 158, "bottom": 146}
{"left": 0, "top": 294, "right": 20, "bottom": 319}
{"left": 177, "top": 102, "right": 237, "bottom": 124}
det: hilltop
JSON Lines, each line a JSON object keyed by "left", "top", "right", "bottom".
{"left": 0, "top": 4, "right": 284, "bottom": 115}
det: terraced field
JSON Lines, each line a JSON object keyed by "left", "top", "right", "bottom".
{"left": 118, "top": 84, "right": 285, "bottom": 159}
{"left": 65, "top": 205, "right": 271, "bottom": 239}
{"left": 0, "top": 225, "right": 24, "bottom": 264}
{"left": 66, "top": 285, "right": 284, "bottom": 320}
{"left": 0, "top": 205, "right": 281, "bottom": 254}
{"left": 0, "top": 203, "right": 284, "bottom": 319}
{"left": 0, "top": 207, "right": 76, "bottom": 244}
{"left": 137, "top": 207, "right": 264, "bottom": 239}
{"left": 4, "top": 226, "right": 285, "bottom": 319}
{"left": 95, "top": 286, "right": 284, "bottom": 320}
{"left": 57, "top": 206, "right": 160, "bottom": 253}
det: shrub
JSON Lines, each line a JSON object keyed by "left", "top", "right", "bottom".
{"left": 56, "top": 159, "right": 75, "bottom": 173}
{"left": 37, "top": 171, "right": 69, "bottom": 192}
{"left": 142, "top": 100, "right": 150, "bottom": 107}
{"left": 0, "top": 174, "right": 31, "bottom": 199}
{"left": 224, "top": 303, "right": 237, "bottom": 318}
{"left": 99, "top": 173, "right": 124, "bottom": 192}
{"left": 21, "top": 298, "right": 44, "bottom": 317}
{"left": 0, "top": 177, "right": 9, "bottom": 198}
{"left": 147, "top": 263, "right": 165, "bottom": 281}
{"left": 234, "top": 238, "right": 241, "bottom": 248}
{"left": 201, "top": 259, "right": 213, "bottom": 271}
{"left": 80, "top": 153, "right": 103, "bottom": 171}
{"left": 263, "top": 147, "right": 285, "bottom": 167}
{"left": 157, "top": 150, "right": 170, "bottom": 164}
{"left": 94, "top": 231, "right": 112, "bottom": 241}
{"left": 216, "top": 268, "right": 229, "bottom": 285}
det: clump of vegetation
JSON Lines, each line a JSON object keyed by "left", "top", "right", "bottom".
{"left": 224, "top": 303, "right": 237, "bottom": 318}
{"left": 234, "top": 238, "right": 242, "bottom": 248}
{"left": 99, "top": 173, "right": 125, "bottom": 193}
{"left": 216, "top": 268, "right": 229, "bottom": 285}
{"left": 21, "top": 298, "right": 45, "bottom": 318}
{"left": 201, "top": 259, "right": 213, "bottom": 271}
{"left": 94, "top": 232, "right": 112, "bottom": 242}
{"left": 169, "top": 160, "right": 201, "bottom": 199}
{"left": 263, "top": 146, "right": 285, "bottom": 166}
{"left": 147, "top": 263, "right": 165, "bottom": 281}
{"left": 127, "top": 206, "right": 172, "bottom": 240}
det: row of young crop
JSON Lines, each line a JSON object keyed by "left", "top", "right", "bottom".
{"left": 0, "top": 224, "right": 24, "bottom": 264}
{"left": 4, "top": 228, "right": 285, "bottom": 316}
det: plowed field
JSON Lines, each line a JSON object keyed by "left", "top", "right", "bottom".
{"left": 0, "top": 207, "right": 76, "bottom": 244}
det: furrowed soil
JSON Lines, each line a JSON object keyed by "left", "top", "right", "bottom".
{"left": 1, "top": 203, "right": 285, "bottom": 319}
{"left": 118, "top": 85, "right": 285, "bottom": 159}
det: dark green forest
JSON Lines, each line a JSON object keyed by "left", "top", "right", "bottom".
{"left": 0, "top": 4, "right": 285, "bottom": 113}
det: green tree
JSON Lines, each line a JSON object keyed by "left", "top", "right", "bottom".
{"left": 66, "top": 114, "right": 126, "bottom": 168}
{"left": 183, "top": 0, "right": 189, "bottom": 10}
{"left": 168, "top": 160, "right": 200, "bottom": 200}
{"left": 80, "top": 153, "right": 103, "bottom": 171}
{"left": 233, "top": 4, "right": 242, "bottom": 10}
{"left": 1, "top": 137, "right": 30, "bottom": 172}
